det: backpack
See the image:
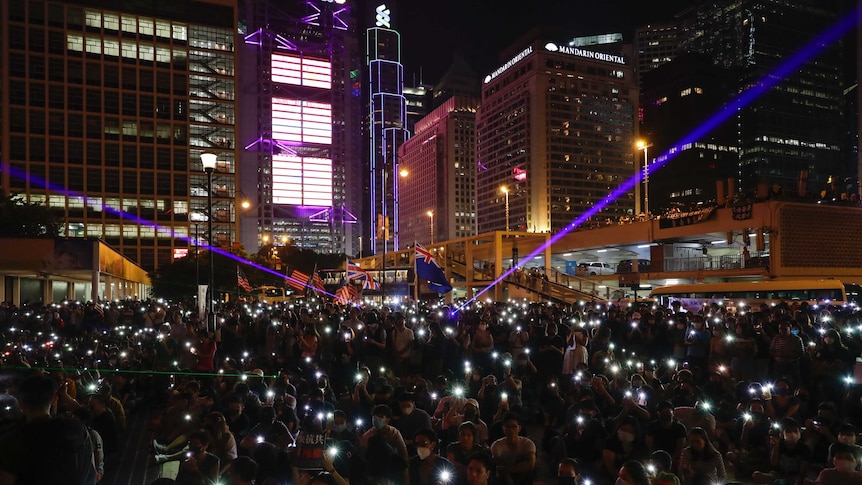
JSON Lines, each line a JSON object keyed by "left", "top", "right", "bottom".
{"left": 16, "top": 417, "right": 96, "bottom": 485}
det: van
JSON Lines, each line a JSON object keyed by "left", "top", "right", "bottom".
{"left": 616, "top": 259, "right": 652, "bottom": 273}
{"left": 577, "top": 262, "right": 615, "bottom": 276}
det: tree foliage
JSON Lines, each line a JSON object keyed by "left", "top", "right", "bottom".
{"left": 0, "top": 192, "right": 62, "bottom": 238}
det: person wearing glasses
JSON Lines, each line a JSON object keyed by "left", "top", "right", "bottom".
{"left": 490, "top": 413, "right": 536, "bottom": 485}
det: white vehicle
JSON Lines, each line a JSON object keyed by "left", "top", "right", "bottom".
{"left": 577, "top": 262, "right": 615, "bottom": 276}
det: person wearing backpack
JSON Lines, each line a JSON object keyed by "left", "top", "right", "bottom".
{"left": 0, "top": 373, "right": 97, "bottom": 485}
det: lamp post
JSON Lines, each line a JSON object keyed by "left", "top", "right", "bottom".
{"left": 636, "top": 140, "right": 652, "bottom": 216}
{"left": 200, "top": 152, "right": 218, "bottom": 333}
{"left": 427, "top": 210, "right": 434, "bottom": 244}
{"left": 500, "top": 186, "right": 510, "bottom": 231}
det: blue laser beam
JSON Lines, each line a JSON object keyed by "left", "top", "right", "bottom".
{"left": 455, "top": 3, "right": 861, "bottom": 313}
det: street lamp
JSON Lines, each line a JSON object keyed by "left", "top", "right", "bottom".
{"left": 427, "top": 210, "right": 434, "bottom": 244}
{"left": 200, "top": 152, "right": 218, "bottom": 333}
{"left": 500, "top": 186, "right": 510, "bottom": 231}
{"left": 636, "top": 140, "right": 652, "bottom": 216}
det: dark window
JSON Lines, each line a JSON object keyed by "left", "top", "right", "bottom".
{"left": 29, "top": 56, "right": 45, "bottom": 79}
{"left": 123, "top": 171, "right": 137, "bottom": 193}
{"left": 122, "top": 93, "right": 136, "bottom": 116}
{"left": 139, "top": 95, "right": 154, "bottom": 117}
{"left": 29, "top": 1, "right": 45, "bottom": 25}
{"left": 122, "top": 67, "right": 136, "bottom": 90}
{"left": 157, "top": 173, "right": 171, "bottom": 195}
{"left": 9, "top": 0, "right": 25, "bottom": 22}
{"left": 140, "top": 146, "right": 154, "bottom": 169}
{"left": 157, "top": 148, "right": 171, "bottom": 170}
{"left": 68, "top": 140, "right": 84, "bottom": 164}
{"left": 49, "top": 139, "right": 64, "bottom": 162}
{"left": 173, "top": 74, "right": 186, "bottom": 95}
{"left": 29, "top": 138, "right": 45, "bottom": 161}
{"left": 67, "top": 7, "right": 83, "bottom": 28}
{"left": 67, "top": 60, "right": 83, "bottom": 83}
{"left": 140, "top": 71, "right": 154, "bottom": 92}
{"left": 157, "top": 72, "right": 170, "bottom": 93}
{"left": 10, "top": 136, "right": 27, "bottom": 160}
{"left": 87, "top": 169, "right": 101, "bottom": 192}
{"left": 104, "top": 91, "right": 119, "bottom": 114}
{"left": 28, "top": 28, "right": 45, "bottom": 52}
{"left": 48, "top": 58, "right": 64, "bottom": 81}
{"left": 140, "top": 172, "right": 154, "bottom": 195}
{"left": 173, "top": 174, "right": 188, "bottom": 196}
{"left": 30, "top": 110, "right": 45, "bottom": 134}
{"left": 68, "top": 114, "right": 83, "bottom": 137}
{"left": 48, "top": 85, "right": 64, "bottom": 109}
{"left": 48, "top": 112, "right": 64, "bottom": 135}
{"left": 67, "top": 86, "right": 83, "bottom": 110}
{"left": 47, "top": 4, "right": 63, "bottom": 27}
{"left": 105, "top": 143, "right": 120, "bottom": 167}
{"left": 9, "top": 81, "right": 26, "bottom": 105}
{"left": 104, "top": 65, "right": 118, "bottom": 88}
{"left": 29, "top": 84, "right": 45, "bottom": 107}
{"left": 9, "top": 109, "right": 26, "bottom": 133}
{"left": 86, "top": 63, "right": 100, "bottom": 86}
{"left": 84, "top": 141, "right": 100, "bottom": 165}
{"left": 156, "top": 97, "right": 170, "bottom": 119}
{"left": 105, "top": 170, "right": 120, "bottom": 192}
{"left": 9, "top": 53, "right": 26, "bottom": 77}
{"left": 174, "top": 100, "right": 187, "bottom": 121}
{"left": 86, "top": 116, "right": 101, "bottom": 139}
{"left": 173, "top": 150, "right": 188, "bottom": 171}
{"left": 86, "top": 90, "right": 101, "bottom": 112}
{"left": 68, "top": 167, "right": 84, "bottom": 191}
{"left": 9, "top": 25, "right": 26, "bottom": 50}
{"left": 48, "top": 167, "right": 65, "bottom": 189}
{"left": 172, "top": 125, "right": 186, "bottom": 145}
{"left": 122, "top": 145, "right": 136, "bottom": 168}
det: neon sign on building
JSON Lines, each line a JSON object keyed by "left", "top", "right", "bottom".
{"left": 272, "top": 53, "right": 332, "bottom": 89}
{"left": 272, "top": 155, "right": 333, "bottom": 207}
{"left": 272, "top": 98, "right": 332, "bottom": 144}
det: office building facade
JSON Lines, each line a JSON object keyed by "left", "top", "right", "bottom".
{"left": 238, "top": 0, "right": 363, "bottom": 255}
{"left": 0, "top": 0, "right": 239, "bottom": 270}
{"left": 476, "top": 40, "right": 638, "bottom": 234}
{"left": 398, "top": 96, "right": 479, "bottom": 246}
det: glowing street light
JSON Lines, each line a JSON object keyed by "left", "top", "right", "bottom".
{"left": 636, "top": 140, "right": 652, "bottom": 216}
{"left": 427, "top": 210, "right": 434, "bottom": 244}
{"left": 500, "top": 186, "right": 509, "bottom": 231}
{"left": 200, "top": 152, "right": 218, "bottom": 333}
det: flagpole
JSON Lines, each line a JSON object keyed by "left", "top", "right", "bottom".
{"left": 413, "top": 241, "right": 419, "bottom": 304}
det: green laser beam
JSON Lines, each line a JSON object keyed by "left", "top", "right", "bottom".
{"left": 0, "top": 365, "right": 278, "bottom": 379}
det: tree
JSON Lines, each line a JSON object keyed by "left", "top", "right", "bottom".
{"left": 0, "top": 192, "right": 62, "bottom": 238}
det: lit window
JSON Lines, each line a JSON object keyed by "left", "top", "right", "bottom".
{"left": 680, "top": 88, "right": 692, "bottom": 97}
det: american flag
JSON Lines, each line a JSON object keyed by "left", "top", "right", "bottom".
{"left": 284, "top": 266, "right": 311, "bottom": 292}
{"left": 307, "top": 264, "right": 325, "bottom": 295}
{"left": 335, "top": 284, "right": 359, "bottom": 303}
{"left": 236, "top": 267, "right": 252, "bottom": 293}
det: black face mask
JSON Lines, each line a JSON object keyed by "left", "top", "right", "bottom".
{"left": 557, "top": 478, "right": 577, "bottom": 485}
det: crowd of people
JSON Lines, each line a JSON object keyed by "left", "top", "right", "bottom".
{"left": 1, "top": 295, "right": 862, "bottom": 485}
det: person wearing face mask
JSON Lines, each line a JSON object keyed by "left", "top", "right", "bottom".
{"left": 602, "top": 417, "right": 649, "bottom": 481}
{"left": 360, "top": 404, "right": 409, "bottom": 484}
{"left": 815, "top": 450, "right": 862, "bottom": 485}
{"left": 444, "top": 398, "right": 489, "bottom": 446}
{"left": 328, "top": 410, "right": 357, "bottom": 449}
{"left": 725, "top": 400, "right": 771, "bottom": 480}
{"left": 766, "top": 377, "right": 800, "bottom": 421}
{"left": 753, "top": 418, "right": 810, "bottom": 485}
{"left": 408, "top": 428, "right": 454, "bottom": 485}
{"left": 678, "top": 427, "right": 726, "bottom": 485}
{"left": 646, "top": 401, "right": 687, "bottom": 468}
{"left": 828, "top": 424, "right": 862, "bottom": 470}
{"left": 396, "top": 392, "right": 432, "bottom": 452}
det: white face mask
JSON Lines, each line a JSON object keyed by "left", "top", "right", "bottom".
{"left": 416, "top": 447, "right": 432, "bottom": 460}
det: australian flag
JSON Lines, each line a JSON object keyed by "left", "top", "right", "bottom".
{"left": 414, "top": 242, "right": 452, "bottom": 293}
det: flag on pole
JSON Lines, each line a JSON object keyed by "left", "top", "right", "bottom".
{"left": 335, "top": 284, "right": 359, "bottom": 303}
{"left": 284, "top": 266, "right": 311, "bottom": 292}
{"left": 346, "top": 259, "right": 367, "bottom": 281}
{"left": 415, "top": 242, "right": 452, "bottom": 293}
{"left": 237, "top": 266, "right": 252, "bottom": 293}
{"left": 362, "top": 277, "right": 380, "bottom": 291}
{"left": 307, "top": 264, "right": 325, "bottom": 296}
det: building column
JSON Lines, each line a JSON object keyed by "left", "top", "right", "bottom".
{"left": 494, "top": 232, "right": 504, "bottom": 302}
{"left": 91, "top": 271, "right": 100, "bottom": 303}
{"left": 67, "top": 282, "right": 76, "bottom": 302}
{"left": 465, "top": 242, "right": 474, "bottom": 300}
{"left": 10, "top": 277, "right": 20, "bottom": 307}
{"left": 42, "top": 279, "right": 52, "bottom": 305}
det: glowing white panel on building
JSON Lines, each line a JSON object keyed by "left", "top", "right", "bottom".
{"left": 272, "top": 155, "right": 333, "bottom": 206}
{"left": 272, "top": 98, "right": 332, "bottom": 144}
{"left": 271, "top": 53, "right": 332, "bottom": 89}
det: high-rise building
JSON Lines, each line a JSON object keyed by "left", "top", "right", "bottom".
{"left": 633, "top": 22, "right": 680, "bottom": 84}
{"left": 238, "top": 0, "right": 363, "bottom": 255}
{"left": 640, "top": 53, "right": 738, "bottom": 212}
{"left": 476, "top": 40, "right": 638, "bottom": 234}
{"left": 431, "top": 54, "right": 481, "bottom": 109}
{"left": 398, "top": 96, "right": 479, "bottom": 245}
{"left": 404, "top": 83, "right": 431, "bottom": 133}
{"left": 366, "top": 2, "right": 409, "bottom": 253}
{"left": 0, "top": 0, "right": 239, "bottom": 270}
{"left": 678, "top": 0, "right": 847, "bottom": 194}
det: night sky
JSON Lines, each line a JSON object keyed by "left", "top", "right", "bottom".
{"left": 353, "top": 0, "right": 695, "bottom": 84}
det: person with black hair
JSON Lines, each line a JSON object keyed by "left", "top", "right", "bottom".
{"left": 465, "top": 452, "right": 494, "bottom": 485}
{"left": 224, "top": 456, "right": 257, "bottom": 485}
{"left": 0, "top": 373, "right": 97, "bottom": 485}
{"left": 490, "top": 413, "right": 536, "bottom": 485}
{"left": 678, "top": 427, "right": 726, "bottom": 485}
{"left": 408, "top": 428, "right": 454, "bottom": 485}
{"left": 175, "top": 429, "right": 220, "bottom": 485}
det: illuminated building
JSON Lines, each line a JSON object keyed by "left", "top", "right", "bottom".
{"left": 367, "top": 2, "right": 409, "bottom": 253}
{"left": 398, "top": 96, "right": 479, "bottom": 245}
{"left": 431, "top": 54, "right": 481, "bottom": 109}
{"left": 678, "top": 0, "right": 847, "bottom": 194}
{"left": 0, "top": 0, "right": 239, "bottom": 271}
{"left": 404, "top": 83, "right": 431, "bottom": 133}
{"left": 476, "top": 40, "right": 637, "bottom": 234}
{"left": 633, "top": 22, "right": 679, "bottom": 84}
{"left": 238, "top": 0, "right": 362, "bottom": 254}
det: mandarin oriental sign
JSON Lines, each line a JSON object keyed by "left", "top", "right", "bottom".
{"left": 483, "top": 46, "right": 533, "bottom": 84}
{"left": 544, "top": 42, "right": 625, "bottom": 65}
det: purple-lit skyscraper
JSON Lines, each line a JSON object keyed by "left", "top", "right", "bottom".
{"left": 366, "top": 3, "right": 409, "bottom": 254}
{"left": 238, "top": 0, "right": 363, "bottom": 254}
